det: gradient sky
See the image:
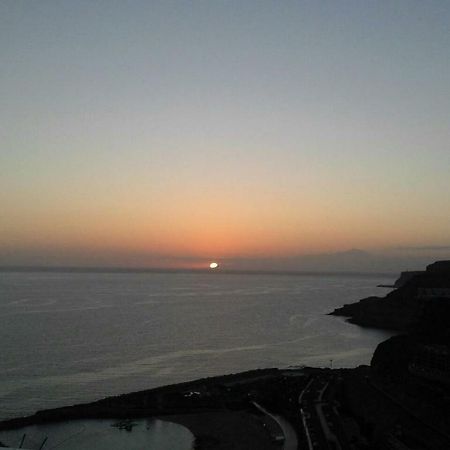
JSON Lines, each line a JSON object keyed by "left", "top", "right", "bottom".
{"left": 1, "top": 1, "right": 450, "bottom": 269}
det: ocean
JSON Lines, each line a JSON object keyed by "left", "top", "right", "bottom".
{"left": 0, "top": 271, "right": 395, "bottom": 420}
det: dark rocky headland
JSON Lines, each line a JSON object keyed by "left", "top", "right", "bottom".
{"left": 1, "top": 261, "right": 450, "bottom": 450}
{"left": 330, "top": 260, "right": 450, "bottom": 332}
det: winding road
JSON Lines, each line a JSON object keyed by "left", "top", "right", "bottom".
{"left": 252, "top": 402, "right": 298, "bottom": 450}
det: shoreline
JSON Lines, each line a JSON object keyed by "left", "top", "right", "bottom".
{"left": 0, "top": 367, "right": 302, "bottom": 450}
{"left": 0, "top": 368, "right": 282, "bottom": 429}
{"left": 2, "top": 261, "right": 449, "bottom": 449}
{"left": 159, "top": 410, "right": 282, "bottom": 450}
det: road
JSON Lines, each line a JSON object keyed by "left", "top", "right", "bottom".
{"left": 298, "top": 375, "right": 343, "bottom": 450}
{"left": 252, "top": 402, "right": 298, "bottom": 450}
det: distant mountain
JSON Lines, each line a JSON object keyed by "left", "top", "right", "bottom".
{"left": 226, "top": 248, "right": 442, "bottom": 274}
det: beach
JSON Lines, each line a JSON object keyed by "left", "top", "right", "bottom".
{"left": 161, "top": 411, "right": 280, "bottom": 450}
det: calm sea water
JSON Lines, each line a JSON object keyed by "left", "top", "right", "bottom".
{"left": 0, "top": 271, "right": 395, "bottom": 420}
{"left": 0, "top": 419, "right": 193, "bottom": 450}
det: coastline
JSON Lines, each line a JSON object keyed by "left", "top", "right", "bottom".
{"left": 0, "top": 368, "right": 296, "bottom": 450}
{"left": 2, "top": 261, "right": 449, "bottom": 449}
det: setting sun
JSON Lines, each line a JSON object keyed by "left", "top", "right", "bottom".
{"left": 209, "top": 262, "right": 219, "bottom": 269}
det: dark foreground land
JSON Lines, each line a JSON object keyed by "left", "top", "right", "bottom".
{"left": 2, "top": 261, "right": 450, "bottom": 450}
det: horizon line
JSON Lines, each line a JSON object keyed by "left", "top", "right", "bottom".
{"left": 0, "top": 265, "right": 396, "bottom": 278}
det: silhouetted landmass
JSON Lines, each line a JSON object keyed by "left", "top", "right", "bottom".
{"left": 329, "top": 260, "right": 450, "bottom": 331}
{"left": 330, "top": 261, "right": 450, "bottom": 449}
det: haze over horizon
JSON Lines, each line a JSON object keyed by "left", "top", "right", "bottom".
{"left": 1, "top": 1, "right": 450, "bottom": 271}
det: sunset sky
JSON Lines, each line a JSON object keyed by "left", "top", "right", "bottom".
{"left": 1, "top": 1, "right": 450, "bottom": 270}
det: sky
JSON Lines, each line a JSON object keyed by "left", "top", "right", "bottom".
{"left": 1, "top": 1, "right": 450, "bottom": 271}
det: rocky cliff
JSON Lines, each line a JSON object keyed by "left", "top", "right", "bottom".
{"left": 329, "top": 260, "right": 450, "bottom": 331}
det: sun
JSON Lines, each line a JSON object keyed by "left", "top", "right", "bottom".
{"left": 209, "top": 262, "right": 219, "bottom": 269}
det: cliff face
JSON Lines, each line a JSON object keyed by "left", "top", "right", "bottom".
{"left": 426, "top": 260, "right": 450, "bottom": 273}
{"left": 394, "top": 271, "right": 425, "bottom": 287}
{"left": 370, "top": 298, "right": 450, "bottom": 378}
{"left": 329, "top": 288, "right": 423, "bottom": 331}
{"left": 362, "top": 263, "right": 450, "bottom": 383}
{"left": 370, "top": 334, "right": 418, "bottom": 377}
{"left": 329, "top": 260, "right": 450, "bottom": 331}
{"left": 341, "top": 264, "right": 450, "bottom": 449}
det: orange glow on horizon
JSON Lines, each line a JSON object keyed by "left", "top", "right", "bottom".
{"left": 3, "top": 180, "right": 450, "bottom": 269}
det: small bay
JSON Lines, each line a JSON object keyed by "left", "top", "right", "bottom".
{"left": 0, "top": 271, "right": 395, "bottom": 420}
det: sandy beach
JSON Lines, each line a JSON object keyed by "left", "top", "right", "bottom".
{"left": 160, "top": 410, "right": 281, "bottom": 450}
